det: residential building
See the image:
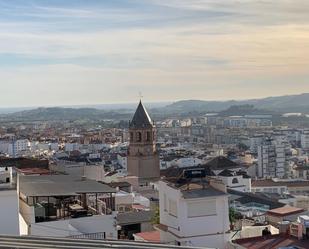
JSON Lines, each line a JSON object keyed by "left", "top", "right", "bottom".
{"left": 301, "top": 130, "right": 309, "bottom": 149}
{"left": 257, "top": 138, "right": 287, "bottom": 178}
{"left": 0, "top": 167, "right": 19, "bottom": 235}
{"left": 266, "top": 206, "right": 305, "bottom": 227}
{"left": 18, "top": 175, "right": 118, "bottom": 238}
{"left": 251, "top": 179, "right": 309, "bottom": 195}
{"left": 158, "top": 169, "right": 231, "bottom": 248}
{"left": 217, "top": 169, "right": 251, "bottom": 192}
{"left": 250, "top": 135, "right": 264, "bottom": 154}
{"left": 117, "top": 210, "right": 154, "bottom": 240}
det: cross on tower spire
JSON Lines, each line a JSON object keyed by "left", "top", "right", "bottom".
{"left": 138, "top": 92, "right": 143, "bottom": 101}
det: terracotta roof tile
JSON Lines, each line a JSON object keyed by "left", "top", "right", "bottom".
{"left": 233, "top": 234, "right": 309, "bottom": 249}
{"left": 267, "top": 206, "right": 304, "bottom": 217}
{"left": 134, "top": 231, "right": 160, "bottom": 243}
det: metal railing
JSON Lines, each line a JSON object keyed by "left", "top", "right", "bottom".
{"left": 68, "top": 232, "right": 106, "bottom": 240}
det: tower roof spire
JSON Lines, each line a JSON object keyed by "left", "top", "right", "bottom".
{"left": 130, "top": 100, "right": 153, "bottom": 129}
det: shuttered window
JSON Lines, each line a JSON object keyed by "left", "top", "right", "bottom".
{"left": 187, "top": 199, "right": 217, "bottom": 218}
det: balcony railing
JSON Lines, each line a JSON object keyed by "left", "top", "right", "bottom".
{"left": 67, "top": 232, "right": 106, "bottom": 240}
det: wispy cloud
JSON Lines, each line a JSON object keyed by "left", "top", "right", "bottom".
{"left": 0, "top": 0, "right": 308, "bottom": 106}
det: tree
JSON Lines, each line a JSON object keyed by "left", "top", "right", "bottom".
{"left": 229, "top": 207, "right": 236, "bottom": 224}
{"left": 151, "top": 207, "right": 160, "bottom": 224}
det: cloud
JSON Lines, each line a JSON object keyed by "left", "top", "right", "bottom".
{"left": 0, "top": 0, "right": 309, "bottom": 106}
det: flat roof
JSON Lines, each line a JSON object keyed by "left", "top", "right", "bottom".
{"left": 16, "top": 167, "right": 51, "bottom": 175}
{"left": 267, "top": 206, "right": 304, "bottom": 217}
{"left": 252, "top": 179, "right": 309, "bottom": 187}
{"left": 117, "top": 210, "right": 153, "bottom": 225}
{"left": 181, "top": 186, "right": 226, "bottom": 199}
{"left": 164, "top": 177, "right": 227, "bottom": 199}
{"left": 19, "top": 175, "right": 116, "bottom": 197}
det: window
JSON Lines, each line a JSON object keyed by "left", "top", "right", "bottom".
{"left": 130, "top": 132, "right": 134, "bottom": 141}
{"left": 168, "top": 199, "right": 177, "bottom": 217}
{"left": 146, "top": 131, "right": 151, "bottom": 141}
{"left": 232, "top": 178, "right": 239, "bottom": 184}
{"left": 187, "top": 199, "right": 217, "bottom": 218}
{"left": 299, "top": 171, "right": 304, "bottom": 177}
{"left": 136, "top": 132, "right": 142, "bottom": 142}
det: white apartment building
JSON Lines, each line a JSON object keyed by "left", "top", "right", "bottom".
{"left": 301, "top": 131, "right": 309, "bottom": 149}
{"left": 217, "top": 169, "right": 251, "bottom": 192}
{"left": 12, "top": 139, "right": 29, "bottom": 155}
{"left": 0, "top": 167, "right": 19, "bottom": 235}
{"left": 0, "top": 139, "right": 29, "bottom": 157}
{"left": 158, "top": 172, "right": 230, "bottom": 248}
{"left": 250, "top": 135, "right": 264, "bottom": 154}
{"left": 64, "top": 143, "right": 80, "bottom": 152}
{"left": 258, "top": 139, "right": 287, "bottom": 178}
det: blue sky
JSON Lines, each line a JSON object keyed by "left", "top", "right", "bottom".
{"left": 0, "top": 0, "right": 309, "bottom": 107}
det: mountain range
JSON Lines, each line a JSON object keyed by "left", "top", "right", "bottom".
{"left": 0, "top": 93, "right": 308, "bottom": 122}
{"left": 162, "top": 93, "right": 309, "bottom": 114}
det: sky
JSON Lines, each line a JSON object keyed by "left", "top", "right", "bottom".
{"left": 0, "top": 0, "right": 309, "bottom": 107}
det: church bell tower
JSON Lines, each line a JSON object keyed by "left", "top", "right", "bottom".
{"left": 127, "top": 100, "right": 160, "bottom": 183}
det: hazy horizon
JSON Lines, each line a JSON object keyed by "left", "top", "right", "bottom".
{"left": 0, "top": 92, "right": 308, "bottom": 111}
{"left": 1, "top": 0, "right": 309, "bottom": 106}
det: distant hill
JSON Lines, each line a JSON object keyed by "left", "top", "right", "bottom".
{"left": 163, "top": 93, "right": 309, "bottom": 114}
{"left": 0, "top": 93, "right": 308, "bottom": 122}
{"left": 0, "top": 107, "right": 131, "bottom": 122}
{"left": 0, "top": 102, "right": 171, "bottom": 115}
{"left": 219, "top": 105, "right": 274, "bottom": 116}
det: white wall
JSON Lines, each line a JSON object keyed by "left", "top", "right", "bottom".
{"left": 160, "top": 228, "right": 231, "bottom": 248}
{"left": 301, "top": 133, "right": 309, "bottom": 149}
{"left": 159, "top": 181, "right": 230, "bottom": 248}
{"left": 171, "top": 157, "right": 203, "bottom": 168}
{"left": 50, "top": 164, "right": 105, "bottom": 181}
{"left": 133, "top": 194, "right": 150, "bottom": 208}
{"left": 19, "top": 199, "right": 35, "bottom": 225}
{"left": 115, "top": 191, "right": 134, "bottom": 206}
{"left": 219, "top": 176, "right": 251, "bottom": 192}
{"left": 30, "top": 214, "right": 117, "bottom": 239}
{"left": 0, "top": 190, "right": 20, "bottom": 235}
{"left": 251, "top": 185, "right": 287, "bottom": 194}
{"left": 19, "top": 214, "right": 29, "bottom": 235}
